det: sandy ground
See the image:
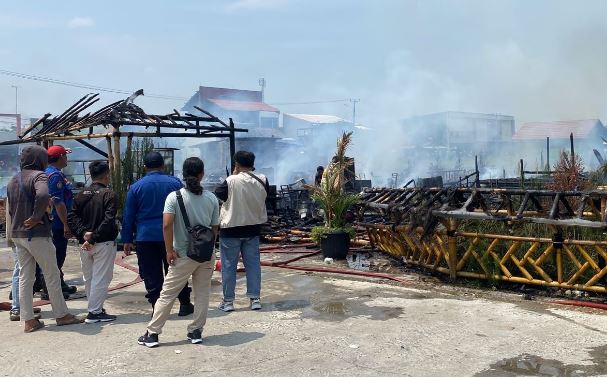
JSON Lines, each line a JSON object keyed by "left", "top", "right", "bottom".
{"left": 0, "top": 242, "right": 606, "bottom": 377}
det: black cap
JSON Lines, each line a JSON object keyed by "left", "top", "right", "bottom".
{"left": 144, "top": 151, "right": 164, "bottom": 168}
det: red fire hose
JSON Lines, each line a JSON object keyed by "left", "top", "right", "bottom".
{"left": 547, "top": 300, "right": 607, "bottom": 310}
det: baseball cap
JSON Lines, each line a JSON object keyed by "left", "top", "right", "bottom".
{"left": 47, "top": 145, "right": 72, "bottom": 158}
{"left": 143, "top": 151, "right": 164, "bottom": 168}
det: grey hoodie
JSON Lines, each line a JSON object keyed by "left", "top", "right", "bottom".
{"left": 7, "top": 145, "right": 52, "bottom": 238}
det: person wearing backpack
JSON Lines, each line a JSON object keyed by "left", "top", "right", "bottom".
{"left": 67, "top": 161, "right": 119, "bottom": 323}
{"left": 138, "top": 157, "right": 219, "bottom": 348}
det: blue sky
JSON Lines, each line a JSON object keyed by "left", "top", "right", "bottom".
{"left": 1, "top": 0, "right": 607, "bottom": 127}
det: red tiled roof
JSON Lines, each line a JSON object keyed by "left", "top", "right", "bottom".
{"left": 208, "top": 98, "right": 279, "bottom": 113}
{"left": 512, "top": 119, "right": 604, "bottom": 140}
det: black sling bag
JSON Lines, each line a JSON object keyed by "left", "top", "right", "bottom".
{"left": 175, "top": 190, "right": 215, "bottom": 262}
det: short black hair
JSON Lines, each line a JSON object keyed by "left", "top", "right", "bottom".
{"left": 144, "top": 151, "right": 164, "bottom": 169}
{"left": 48, "top": 155, "right": 60, "bottom": 164}
{"left": 234, "top": 150, "right": 255, "bottom": 168}
{"left": 89, "top": 161, "right": 110, "bottom": 180}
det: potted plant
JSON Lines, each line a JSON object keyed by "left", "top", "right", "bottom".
{"left": 308, "top": 132, "right": 359, "bottom": 259}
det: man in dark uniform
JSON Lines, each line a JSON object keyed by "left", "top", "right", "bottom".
{"left": 45, "top": 145, "right": 77, "bottom": 297}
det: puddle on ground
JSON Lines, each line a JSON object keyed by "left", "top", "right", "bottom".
{"left": 301, "top": 299, "right": 404, "bottom": 322}
{"left": 476, "top": 344, "right": 607, "bottom": 376}
{"left": 266, "top": 299, "right": 310, "bottom": 311}
{"left": 312, "top": 301, "right": 352, "bottom": 316}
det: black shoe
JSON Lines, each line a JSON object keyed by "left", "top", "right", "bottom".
{"left": 138, "top": 331, "right": 159, "bottom": 348}
{"left": 32, "top": 281, "right": 44, "bottom": 293}
{"left": 178, "top": 302, "right": 194, "bottom": 317}
{"left": 187, "top": 329, "right": 203, "bottom": 344}
{"left": 85, "top": 309, "right": 117, "bottom": 324}
{"left": 41, "top": 292, "right": 70, "bottom": 300}
{"left": 61, "top": 283, "right": 77, "bottom": 294}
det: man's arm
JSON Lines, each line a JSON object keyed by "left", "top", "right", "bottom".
{"left": 48, "top": 173, "right": 70, "bottom": 233}
{"left": 67, "top": 196, "right": 87, "bottom": 243}
{"left": 90, "top": 191, "right": 117, "bottom": 244}
{"left": 121, "top": 188, "right": 136, "bottom": 244}
{"left": 214, "top": 180, "right": 228, "bottom": 202}
{"left": 31, "top": 173, "right": 50, "bottom": 221}
{"left": 163, "top": 213, "right": 178, "bottom": 265}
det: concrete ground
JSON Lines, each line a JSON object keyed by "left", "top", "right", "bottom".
{"left": 0, "top": 242, "right": 606, "bottom": 376}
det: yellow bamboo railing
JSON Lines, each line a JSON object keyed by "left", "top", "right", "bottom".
{"left": 361, "top": 223, "right": 607, "bottom": 293}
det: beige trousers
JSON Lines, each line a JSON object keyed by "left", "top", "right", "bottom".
{"left": 13, "top": 237, "right": 69, "bottom": 321}
{"left": 147, "top": 255, "right": 215, "bottom": 335}
{"left": 80, "top": 241, "right": 116, "bottom": 314}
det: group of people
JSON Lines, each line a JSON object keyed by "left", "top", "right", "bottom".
{"left": 6, "top": 144, "right": 269, "bottom": 347}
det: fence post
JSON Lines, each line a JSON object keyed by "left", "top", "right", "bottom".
{"left": 448, "top": 218, "right": 459, "bottom": 280}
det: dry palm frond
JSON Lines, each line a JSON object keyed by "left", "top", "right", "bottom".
{"left": 550, "top": 151, "right": 585, "bottom": 192}
{"left": 305, "top": 131, "right": 358, "bottom": 229}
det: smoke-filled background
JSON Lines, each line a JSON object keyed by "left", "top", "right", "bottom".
{"left": 1, "top": 0, "right": 607, "bottom": 186}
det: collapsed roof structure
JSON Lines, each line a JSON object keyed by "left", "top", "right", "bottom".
{"left": 0, "top": 89, "right": 248, "bottom": 185}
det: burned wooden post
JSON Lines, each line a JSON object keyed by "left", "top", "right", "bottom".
{"left": 570, "top": 132, "right": 575, "bottom": 166}
{"left": 519, "top": 159, "right": 525, "bottom": 189}
{"left": 474, "top": 155, "right": 480, "bottom": 188}
{"left": 229, "top": 117, "right": 236, "bottom": 173}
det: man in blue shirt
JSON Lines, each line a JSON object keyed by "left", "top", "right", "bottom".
{"left": 45, "top": 145, "right": 77, "bottom": 296}
{"left": 122, "top": 152, "right": 193, "bottom": 316}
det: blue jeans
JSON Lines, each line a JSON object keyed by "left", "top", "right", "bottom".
{"left": 220, "top": 236, "right": 261, "bottom": 301}
{"left": 11, "top": 245, "right": 19, "bottom": 311}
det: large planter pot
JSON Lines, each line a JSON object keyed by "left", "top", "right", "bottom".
{"left": 320, "top": 231, "right": 350, "bottom": 259}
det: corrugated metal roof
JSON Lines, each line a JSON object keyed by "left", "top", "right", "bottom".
{"left": 285, "top": 113, "right": 347, "bottom": 124}
{"left": 208, "top": 98, "right": 279, "bottom": 113}
{"left": 512, "top": 119, "right": 604, "bottom": 140}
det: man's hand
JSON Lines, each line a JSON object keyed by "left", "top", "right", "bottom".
{"left": 123, "top": 243, "right": 133, "bottom": 256}
{"left": 23, "top": 217, "right": 42, "bottom": 230}
{"left": 166, "top": 249, "right": 178, "bottom": 265}
{"left": 81, "top": 241, "right": 93, "bottom": 251}
{"left": 64, "top": 225, "right": 73, "bottom": 239}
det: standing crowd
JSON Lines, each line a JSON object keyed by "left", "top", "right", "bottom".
{"left": 6, "top": 145, "right": 268, "bottom": 347}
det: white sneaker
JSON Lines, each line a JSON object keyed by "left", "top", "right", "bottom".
{"left": 218, "top": 301, "right": 234, "bottom": 312}
{"left": 250, "top": 298, "right": 262, "bottom": 310}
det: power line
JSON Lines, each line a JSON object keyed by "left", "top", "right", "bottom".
{"left": 0, "top": 68, "right": 188, "bottom": 100}
{"left": 268, "top": 99, "right": 351, "bottom": 105}
{"left": 0, "top": 68, "right": 358, "bottom": 106}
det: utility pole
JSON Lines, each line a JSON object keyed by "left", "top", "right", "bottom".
{"left": 258, "top": 78, "right": 266, "bottom": 101}
{"left": 11, "top": 85, "right": 20, "bottom": 136}
{"left": 350, "top": 98, "right": 360, "bottom": 126}
{"left": 11, "top": 85, "right": 18, "bottom": 114}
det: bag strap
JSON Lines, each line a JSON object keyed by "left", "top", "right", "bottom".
{"left": 175, "top": 189, "right": 191, "bottom": 230}
{"left": 245, "top": 172, "right": 269, "bottom": 194}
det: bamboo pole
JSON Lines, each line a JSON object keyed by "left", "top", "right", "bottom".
{"left": 106, "top": 136, "right": 114, "bottom": 185}
{"left": 447, "top": 218, "right": 458, "bottom": 279}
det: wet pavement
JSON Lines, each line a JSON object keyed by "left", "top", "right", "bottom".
{"left": 1, "top": 242, "right": 607, "bottom": 376}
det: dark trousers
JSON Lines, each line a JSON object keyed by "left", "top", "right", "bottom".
{"left": 52, "top": 227, "right": 69, "bottom": 281}
{"left": 136, "top": 241, "right": 191, "bottom": 306}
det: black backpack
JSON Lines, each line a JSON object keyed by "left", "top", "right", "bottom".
{"left": 175, "top": 190, "right": 215, "bottom": 262}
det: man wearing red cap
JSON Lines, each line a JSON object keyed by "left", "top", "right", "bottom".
{"left": 45, "top": 145, "right": 77, "bottom": 297}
